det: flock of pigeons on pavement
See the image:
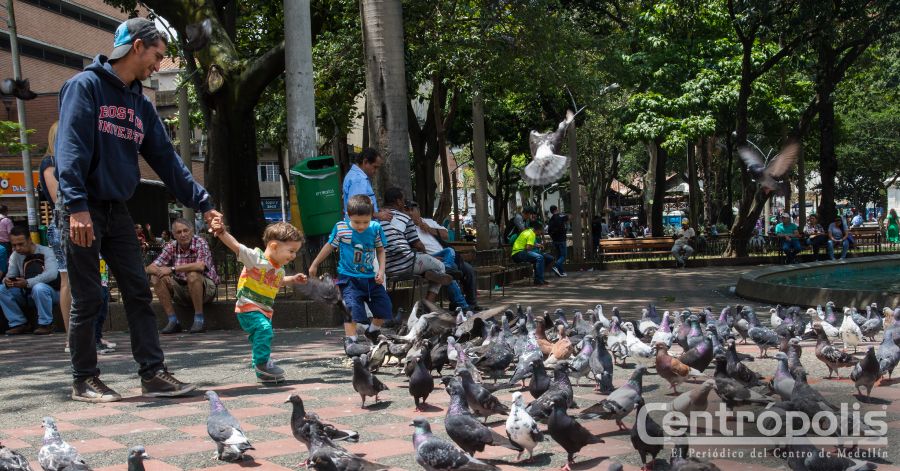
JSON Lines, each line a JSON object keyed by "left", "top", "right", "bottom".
{"left": 2, "top": 285, "right": 899, "bottom": 471}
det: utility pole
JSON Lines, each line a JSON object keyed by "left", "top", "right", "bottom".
{"left": 178, "top": 83, "right": 194, "bottom": 224}
{"left": 284, "top": 0, "right": 317, "bottom": 225}
{"left": 5, "top": 0, "right": 38, "bottom": 241}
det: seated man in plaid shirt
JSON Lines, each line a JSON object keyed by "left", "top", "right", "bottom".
{"left": 146, "top": 218, "right": 219, "bottom": 334}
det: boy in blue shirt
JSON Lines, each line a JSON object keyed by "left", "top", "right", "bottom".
{"left": 309, "top": 194, "right": 392, "bottom": 348}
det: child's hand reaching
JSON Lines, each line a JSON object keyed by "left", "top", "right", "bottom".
{"left": 295, "top": 274, "right": 308, "bottom": 284}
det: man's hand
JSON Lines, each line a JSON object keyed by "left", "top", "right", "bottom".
{"left": 209, "top": 216, "right": 225, "bottom": 237}
{"left": 204, "top": 209, "right": 224, "bottom": 235}
{"left": 375, "top": 210, "right": 393, "bottom": 222}
{"left": 69, "top": 211, "right": 95, "bottom": 247}
{"left": 375, "top": 271, "right": 384, "bottom": 284}
{"left": 4, "top": 277, "right": 27, "bottom": 289}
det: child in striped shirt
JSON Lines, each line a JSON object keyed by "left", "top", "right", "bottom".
{"left": 210, "top": 218, "right": 307, "bottom": 383}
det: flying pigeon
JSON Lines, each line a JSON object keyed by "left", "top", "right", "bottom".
{"left": 126, "top": 446, "right": 149, "bottom": 471}
{"left": 286, "top": 394, "right": 359, "bottom": 456}
{"left": 38, "top": 417, "right": 91, "bottom": 471}
{"left": 0, "top": 441, "right": 33, "bottom": 471}
{"left": 0, "top": 79, "right": 37, "bottom": 101}
{"left": 505, "top": 392, "right": 543, "bottom": 462}
{"left": 548, "top": 395, "right": 604, "bottom": 471}
{"left": 205, "top": 390, "right": 254, "bottom": 461}
{"left": 351, "top": 354, "right": 389, "bottom": 407}
{"left": 443, "top": 378, "right": 517, "bottom": 456}
{"left": 184, "top": 19, "right": 213, "bottom": 52}
{"left": 410, "top": 418, "right": 499, "bottom": 471}
{"left": 523, "top": 110, "right": 574, "bottom": 186}
{"left": 849, "top": 347, "right": 882, "bottom": 398}
{"left": 737, "top": 138, "right": 799, "bottom": 195}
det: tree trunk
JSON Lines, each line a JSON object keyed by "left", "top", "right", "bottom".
{"left": 432, "top": 77, "right": 452, "bottom": 223}
{"left": 643, "top": 142, "right": 657, "bottom": 233}
{"left": 472, "top": 90, "right": 491, "bottom": 250}
{"left": 650, "top": 141, "right": 667, "bottom": 236}
{"left": 687, "top": 140, "right": 702, "bottom": 227}
{"left": 567, "top": 122, "right": 584, "bottom": 262}
{"left": 360, "top": 0, "right": 411, "bottom": 196}
{"left": 815, "top": 40, "right": 838, "bottom": 221}
{"left": 700, "top": 137, "right": 715, "bottom": 225}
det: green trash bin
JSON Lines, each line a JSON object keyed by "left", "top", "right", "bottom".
{"left": 38, "top": 225, "right": 48, "bottom": 246}
{"left": 291, "top": 156, "right": 342, "bottom": 236}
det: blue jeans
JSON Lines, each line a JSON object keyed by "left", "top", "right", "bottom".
{"left": 781, "top": 238, "right": 802, "bottom": 263}
{"left": 552, "top": 241, "right": 567, "bottom": 273}
{"left": 430, "top": 248, "right": 468, "bottom": 309}
{"left": 337, "top": 276, "right": 393, "bottom": 323}
{"left": 0, "top": 283, "right": 60, "bottom": 327}
{"left": 512, "top": 250, "right": 554, "bottom": 283}
{"left": 827, "top": 239, "right": 849, "bottom": 260}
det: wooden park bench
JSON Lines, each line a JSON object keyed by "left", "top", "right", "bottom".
{"left": 598, "top": 236, "right": 676, "bottom": 262}
{"left": 849, "top": 226, "right": 882, "bottom": 253}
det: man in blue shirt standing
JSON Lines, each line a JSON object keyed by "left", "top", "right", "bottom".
{"left": 342, "top": 148, "right": 393, "bottom": 222}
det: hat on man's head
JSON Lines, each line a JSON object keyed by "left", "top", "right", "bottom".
{"left": 109, "top": 18, "right": 164, "bottom": 60}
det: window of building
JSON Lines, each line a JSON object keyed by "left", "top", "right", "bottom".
{"left": 258, "top": 163, "right": 279, "bottom": 182}
{"left": 0, "top": 33, "right": 85, "bottom": 70}
{"left": 20, "top": 0, "right": 120, "bottom": 33}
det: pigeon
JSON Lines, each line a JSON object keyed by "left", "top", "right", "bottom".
{"left": 733, "top": 309, "right": 751, "bottom": 344}
{"left": 410, "top": 418, "right": 499, "bottom": 471}
{"left": 473, "top": 326, "right": 514, "bottom": 382}
{"left": 769, "top": 307, "right": 784, "bottom": 330}
{"left": 737, "top": 138, "right": 799, "bottom": 194}
{"left": 306, "top": 422, "right": 388, "bottom": 471}
{"left": 813, "top": 322, "right": 858, "bottom": 378}
{"left": 0, "top": 441, "right": 33, "bottom": 471}
{"left": 786, "top": 337, "right": 804, "bottom": 376}
{"left": 528, "top": 359, "right": 551, "bottom": 400}
{"left": 126, "top": 446, "right": 149, "bottom": 471}
{"left": 779, "top": 443, "right": 877, "bottom": 471}
{"left": 523, "top": 110, "right": 573, "bottom": 186}
{"left": 344, "top": 337, "right": 371, "bottom": 358}
{"left": 650, "top": 311, "right": 674, "bottom": 348}
{"left": 877, "top": 329, "right": 900, "bottom": 378}
{"left": 548, "top": 395, "right": 604, "bottom": 471}
{"left": 725, "top": 339, "right": 764, "bottom": 387}
{"left": 286, "top": 394, "right": 359, "bottom": 454}
{"left": 607, "top": 319, "right": 630, "bottom": 365}
{"left": 860, "top": 307, "right": 883, "bottom": 342}
{"left": 623, "top": 322, "right": 654, "bottom": 361}
{"left": 768, "top": 353, "right": 796, "bottom": 401}
{"left": 368, "top": 340, "right": 389, "bottom": 371}
{"left": 849, "top": 306, "right": 869, "bottom": 327}
{"left": 850, "top": 347, "right": 882, "bottom": 398}
{"left": 526, "top": 362, "right": 577, "bottom": 421}
{"left": 351, "top": 354, "right": 389, "bottom": 407}
{"left": 712, "top": 356, "right": 772, "bottom": 409}
{"left": 655, "top": 342, "right": 704, "bottom": 393}
{"left": 630, "top": 400, "right": 664, "bottom": 471}
{"left": 579, "top": 365, "right": 647, "bottom": 430}
{"left": 668, "top": 379, "right": 715, "bottom": 416}
{"left": 443, "top": 378, "right": 517, "bottom": 456}
{"left": 637, "top": 308, "right": 660, "bottom": 341}
{"left": 184, "top": 19, "right": 213, "bottom": 52}
{"left": 505, "top": 392, "right": 544, "bottom": 462}
{"left": 746, "top": 309, "right": 780, "bottom": 358}
{"left": 0, "top": 79, "right": 37, "bottom": 101}
{"left": 684, "top": 316, "right": 705, "bottom": 350}
{"left": 840, "top": 311, "right": 863, "bottom": 353}
{"left": 679, "top": 332, "right": 715, "bottom": 373}
{"left": 568, "top": 336, "right": 593, "bottom": 385}
{"left": 572, "top": 311, "right": 594, "bottom": 338}
{"left": 205, "top": 391, "right": 254, "bottom": 461}
{"left": 38, "top": 417, "right": 91, "bottom": 471}
{"left": 815, "top": 305, "right": 841, "bottom": 339}
{"left": 458, "top": 369, "right": 509, "bottom": 421}
{"left": 589, "top": 330, "right": 615, "bottom": 393}
{"left": 410, "top": 356, "right": 435, "bottom": 412}
{"left": 670, "top": 444, "right": 722, "bottom": 471}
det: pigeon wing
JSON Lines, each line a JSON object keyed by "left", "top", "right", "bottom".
{"left": 737, "top": 145, "right": 765, "bottom": 171}
{"left": 417, "top": 438, "right": 481, "bottom": 469}
{"left": 764, "top": 140, "right": 800, "bottom": 179}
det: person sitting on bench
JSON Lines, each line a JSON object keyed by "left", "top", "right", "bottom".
{"left": 510, "top": 222, "right": 554, "bottom": 286}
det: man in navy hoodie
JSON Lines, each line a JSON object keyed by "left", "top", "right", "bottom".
{"left": 56, "top": 18, "right": 222, "bottom": 402}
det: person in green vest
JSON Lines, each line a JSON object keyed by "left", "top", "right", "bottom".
{"left": 510, "top": 222, "right": 554, "bottom": 286}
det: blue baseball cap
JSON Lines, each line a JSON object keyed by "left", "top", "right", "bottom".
{"left": 109, "top": 18, "right": 163, "bottom": 60}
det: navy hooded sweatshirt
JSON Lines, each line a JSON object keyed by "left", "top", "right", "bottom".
{"left": 56, "top": 55, "right": 212, "bottom": 214}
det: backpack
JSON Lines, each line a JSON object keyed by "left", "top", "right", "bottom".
{"left": 22, "top": 252, "right": 61, "bottom": 290}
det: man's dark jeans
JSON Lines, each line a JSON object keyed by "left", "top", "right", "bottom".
{"left": 64, "top": 201, "right": 165, "bottom": 380}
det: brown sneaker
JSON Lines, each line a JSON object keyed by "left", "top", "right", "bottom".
{"left": 141, "top": 370, "right": 197, "bottom": 397}
{"left": 33, "top": 324, "right": 53, "bottom": 335}
{"left": 422, "top": 270, "right": 453, "bottom": 286}
{"left": 72, "top": 376, "right": 122, "bottom": 403}
{"left": 5, "top": 324, "right": 31, "bottom": 335}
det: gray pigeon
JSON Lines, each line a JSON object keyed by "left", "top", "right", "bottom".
{"left": 523, "top": 110, "right": 574, "bottom": 186}
{"left": 712, "top": 356, "right": 772, "bottom": 409}
{"left": 458, "top": 369, "right": 509, "bottom": 422}
{"left": 548, "top": 396, "right": 604, "bottom": 470}
{"left": 306, "top": 423, "right": 388, "bottom": 471}
{"left": 769, "top": 352, "right": 796, "bottom": 401}
{"left": 528, "top": 359, "right": 551, "bottom": 400}
{"left": 860, "top": 307, "right": 883, "bottom": 341}
{"left": 849, "top": 347, "right": 882, "bottom": 398}
{"left": 877, "top": 329, "right": 900, "bottom": 378}
{"left": 38, "top": 417, "right": 91, "bottom": 471}
{"left": 746, "top": 309, "right": 780, "bottom": 358}
{"left": 589, "top": 329, "right": 614, "bottom": 393}
{"left": 526, "top": 362, "right": 577, "bottom": 421}
{"left": 0, "top": 441, "right": 32, "bottom": 471}
{"left": 579, "top": 365, "right": 646, "bottom": 429}
{"left": 351, "top": 354, "right": 389, "bottom": 407}
{"left": 410, "top": 418, "right": 499, "bottom": 471}
{"left": 409, "top": 356, "right": 435, "bottom": 412}
{"left": 126, "top": 446, "right": 149, "bottom": 471}
{"left": 505, "top": 391, "right": 543, "bottom": 462}
{"left": 780, "top": 443, "right": 876, "bottom": 471}
{"left": 205, "top": 391, "right": 254, "bottom": 461}
{"left": 443, "top": 378, "right": 517, "bottom": 456}
{"left": 737, "top": 138, "right": 800, "bottom": 195}
{"left": 669, "top": 379, "right": 715, "bottom": 415}
{"left": 286, "top": 394, "right": 359, "bottom": 456}
{"left": 568, "top": 335, "right": 593, "bottom": 385}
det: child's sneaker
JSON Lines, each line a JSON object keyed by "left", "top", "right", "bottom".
{"left": 96, "top": 342, "right": 115, "bottom": 354}
{"left": 255, "top": 360, "right": 285, "bottom": 383}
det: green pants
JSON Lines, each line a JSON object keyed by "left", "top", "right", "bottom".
{"left": 237, "top": 311, "right": 273, "bottom": 366}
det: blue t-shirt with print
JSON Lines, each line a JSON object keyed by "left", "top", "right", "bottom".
{"left": 328, "top": 220, "right": 385, "bottom": 278}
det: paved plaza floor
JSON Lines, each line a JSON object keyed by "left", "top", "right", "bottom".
{"left": 1, "top": 266, "right": 898, "bottom": 470}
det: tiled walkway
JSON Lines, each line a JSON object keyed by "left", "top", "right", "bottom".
{"left": 0, "top": 267, "right": 897, "bottom": 470}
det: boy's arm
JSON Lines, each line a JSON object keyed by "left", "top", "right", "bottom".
{"left": 281, "top": 273, "right": 308, "bottom": 286}
{"left": 375, "top": 246, "right": 386, "bottom": 284}
{"left": 213, "top": 224, "right": 241, "bottom": 255}
{"left": 308, "top": 244, "right": 335, "bottom": 278}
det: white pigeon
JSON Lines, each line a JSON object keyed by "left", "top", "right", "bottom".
{"left": 505, "top": 391, "right": 544, "bottom": 462}
{"left": 623, "top": 322, "right": 654, "bottom": 361}
{"left": 840, "top": 313, "right": 863, "bottom": 353}
{"left": 594, "top": 304, "right": 611, "bottom": 330}
{"left": 769, "top": 308, "right": 783, "bottom": 330}
{"left": 606, "top": 320, "right": 630, "bottom": 365}
{"left": 812, "top": 307, "right": 840, "bottom": 339}
{"left": 38, "top": 417, "right": 90, "bottom": 471}
{"left": 638, "top": 309, "right": 660, "bottom": 340}
{"left": 650, "top": 311, "right": 674, "bottom": 348}
{"left": 522, "top": 110, "right": 574, "bottom": 186}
